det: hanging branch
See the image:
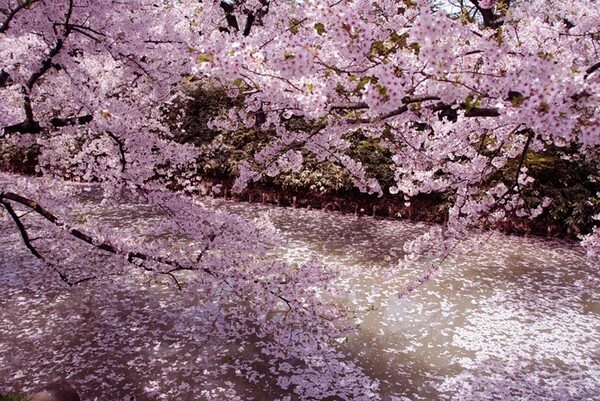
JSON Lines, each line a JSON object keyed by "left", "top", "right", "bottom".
{"left": 0, "top": 191, "right": 216, "bottom": 285}
{"left": 0, "top": 199, "right": 42, "bottom": 259}
{"left": 513, "top": 129, "right": 535, "bottom": 208}
{"left": 0, "top": 191, "right": 305, "bottom": 313}
{"left": 106, "top": 131, "right": 127, "bottom": 173}
{"left": 0, "top": 0, "right": 42, "bottom": 33}
{"left": 338, "top": 97, "right": 500, "bottom": 124}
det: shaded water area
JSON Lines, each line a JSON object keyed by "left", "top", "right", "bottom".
{"left": 1, "top": 186, "right": 599, "bottom": 400}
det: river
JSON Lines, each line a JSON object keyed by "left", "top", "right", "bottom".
{"left": 1, "top": 187, "right": 599, "bottom": 400}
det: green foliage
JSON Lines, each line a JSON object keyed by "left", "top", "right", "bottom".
{"left": 197, "top": 53, "right": 214, "bottom": 63}
{"left": 462, "top": 95, "right": 481, "bottom": 114}
{"left": 389, "top": 31, "right": 409, "bottom": 48}
{"left": 344, "top": 131, "right": 395, "bottom": 189}
{"left": 0, "top": 393, "right": 28, "bottom": 401}
{"left": 0, "top": 141, "right": 39, "bottom": 175}
{"left": 314, "top": 22, "right": 326, "bottom": 35}
{"left": 167, "top": 84, "right": 242, "bottom": 146}
{"left": 485, "top": 143, "right": 600, "bottom": 236}
{"left": 173, "top": 87, "right": 397, "bottom": 195}
{"left": 369, "top": 32, "right": 409, "bottom": 59}
{"left": 537, "top": 51, "right": 554, "bottom": 60}
{"left": 369, "top": 40, "right": 387, "bottom": 57}
{"left": 273, "top": 158, "right": 353, "bottom": 193}
{"left": 525, "top": 149, "right": 600, "bottom": 234}
{"left": 174, "top": 87, "right": 598, "bottom": 236}
{"left": 289, "top": 18, "right": 301, "bottom": 34}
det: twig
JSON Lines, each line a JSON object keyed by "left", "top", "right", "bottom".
{"left": 0, "top": 199, "right": 42, "bottom": 259}
{"left": 0, "top": 191, "right": 215, "bottom": 279}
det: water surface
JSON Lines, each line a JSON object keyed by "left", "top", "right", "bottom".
{"left": 1, "top": 190, "right": 599, "bottom": 400}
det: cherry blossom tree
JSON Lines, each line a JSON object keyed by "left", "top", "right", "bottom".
{"left": 196, "top": 0, "right": 599, "bottom": 272}
{"left": 0, "top": 0, "right": 599, "bottom": 398}
{"left": 0, "top": 1, "right": 380, "bottom": 398}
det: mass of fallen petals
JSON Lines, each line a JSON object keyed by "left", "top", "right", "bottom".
{"left": 2, "top": 198, "right": 599, "bottom": 400}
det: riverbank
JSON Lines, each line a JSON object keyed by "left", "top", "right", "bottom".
{"left": 0, "top": 138, "right": 594, "bottom": 240}
{"left": 194, "top": 176, "right": 579, "bottom": 239}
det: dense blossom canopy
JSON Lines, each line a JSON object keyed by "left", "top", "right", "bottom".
{"left": 0, "top": 0, "right": 599, "bottom": 398}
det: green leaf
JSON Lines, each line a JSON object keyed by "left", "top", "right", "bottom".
{"left": 389, "top": 32, "right": 409, "bottom": 48}
{"left": 463, "top": 95, "right": 481, "bottom": 114}
{"left": 537, "top": 51, "right": 554, "bottom": 60}
{"left": 408, "top": 42, "right": 420, "bottom": 56}
{"left": 511, "top": 95, "right": 526, "bottom": 107}
{"left": 369, "top": 40, "right": 386, "bottom": 56}
{"left": 289, "top": 18, "right": 301, "bottom": 34}
{"left": 356, "top": 76, "right": 372, "bottom": 93}
{"left": 497, "top": 26, "right": 503, "bottom": 46}
{"left": 537, "top": 101, "right": 550, "bottom": 113}
{"left": 198, "top": 53, "right": 214, "bottom": 63}
{"left": 376, "top": 84, "right": 389, "bottom": 101}
{"left": 314, "top": 22, "right": 326, "bottom": 35}
{"left": 232, "top": 78, "right": 245, "bottom": 89}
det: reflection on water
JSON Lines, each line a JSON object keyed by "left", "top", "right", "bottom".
{"left": 1, "top": 192, "right": 599, "bottom": 400}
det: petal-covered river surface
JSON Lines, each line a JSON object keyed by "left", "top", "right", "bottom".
{"left": 1, "top": 189, "right": 599, "bottom": 400}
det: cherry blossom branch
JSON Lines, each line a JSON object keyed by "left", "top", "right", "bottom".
{"left": 49, "top": 114, "right": 93, "bottom": 127}
{"left": 3, "top": 110, "right": 42, "bottom": 134}
{"left": 0, "top": 191, "right": 215, "bottom": 285}
{"left": 3, "top": 113, "right": 93, "bottom": 135}
{"left": 106, "top": 131, "right": 127, "bottom": 173}
{"left": 336, "top": 97, "right": 500, "bottom": 124}
{"left": 346, "top": 105, "right": 409, "bottom": 124}
{"left": 0, "top": 0, "right": 42, "bottom": 33}
{"left": 242, "top": 66, "right": 303, "bottom": 92}
{"left": 27, "top": 28, "right": 68, "bottom": 91}
{"left": 53, "top": 22, "right": 106, "bottom": 41}
{"left": 467, "top": 0, "right": 504, "bottom": 28}
{"left": 585, "top": 61, "right": 600, "bottom": 79}
{"left": 387, "top": 124, "right": 434, "bottom": 159}
{"left": 4, "top": 1, "right": 75, "bottom": 135}
{"left": 257, "top": 17, "right": 308, "bottom": 51}
{"left": 0, "top": 195, "right": 81, "bottom": 284}
{"left": 0, "top": 198, "right": 43, "bottom": 259}
{"left": 314, "top": 57, "right": 377, "bottom": 76}
{"left": 329, "top": 96, "right": 443, "bottom": 111}
{"left": 328, "top": 102, "right": 368, "bottom": 110}
{"left": 463, "top": 106, "right": 500, "bottom": 117}
{"left": 513, "top": 129, "right": 534, "bottom": 211}
{"left": 0, "top": 189, "right": 318, "bottom": 319}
